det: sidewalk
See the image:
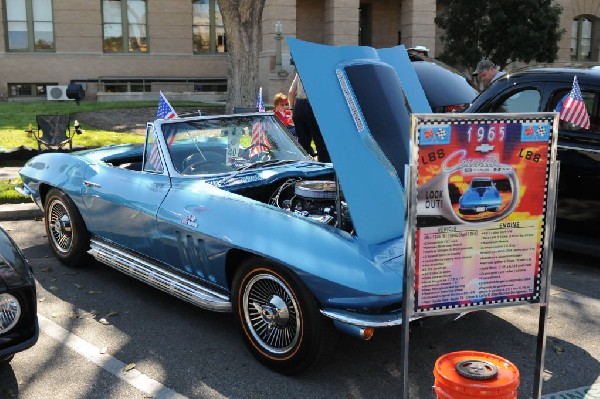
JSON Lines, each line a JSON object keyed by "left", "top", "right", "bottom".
{"left": 0, "top": 166, "right": 21, "bottom": 180}
{"left": 0, "top": 166, "right": 42, "bottom": 220}
{"left": 0, "top": 202, "right": 42, "bottom": 220}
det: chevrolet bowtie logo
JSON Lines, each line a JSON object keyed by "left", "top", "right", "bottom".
{"left": 475, "top": 144, "right": 495, "bottom": 153}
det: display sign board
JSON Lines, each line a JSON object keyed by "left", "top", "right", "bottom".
{"left": 404, "top": 113, "right": 559, "bottom": 316}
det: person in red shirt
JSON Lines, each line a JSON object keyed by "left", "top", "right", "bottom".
{"left": 273, "top": 92, "right": 296, "bottom": 137}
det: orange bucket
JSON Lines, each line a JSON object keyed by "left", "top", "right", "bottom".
{"left": 433, "top": 351, "right": 520, "bottom": 399}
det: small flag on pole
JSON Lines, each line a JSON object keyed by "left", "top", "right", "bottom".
{"left": 149, "top": 92, "right": 178, "bottom": 170}
{"left": 256, "top": 87, "right": 265, "bottom": 112}
{"left": 157, "top": 91, "right": 178, "bottom": 119}
{"left": 559, "top": 76, "right": 590, "bottom": 129}
{"left": 249, "top": 121, "right": 271, "bottom": 157}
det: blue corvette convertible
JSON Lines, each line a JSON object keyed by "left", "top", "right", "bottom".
{"left": 458, "top": 177, "right": 502, "bottom": 215}
{"left": 18, "top": 40, "right": 428, "bottom": 374}
{"left": 18, "top": 111, "right": 407, "bottom": 374}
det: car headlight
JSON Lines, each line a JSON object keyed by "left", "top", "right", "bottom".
{"left": 0, "top": 293, "right": 22, "bottom": 334}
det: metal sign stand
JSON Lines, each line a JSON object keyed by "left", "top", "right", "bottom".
{"left": 400, "top": 113, "right": 560, "bottom": 399}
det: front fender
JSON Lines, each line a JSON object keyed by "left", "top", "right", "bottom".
{"left": 18, "top": 153, "right": 92, "bottom": 210}
{"left": 158, "top": 182, "right": 404, "bottom": 310}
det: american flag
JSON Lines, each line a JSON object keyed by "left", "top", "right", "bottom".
{"left": 148, "top": 92, "right": 178, "bottom": 169}
{"left": 249, "top": 122, "right": 271, "bottom": 157}
{"left": 256, "top": 87, "right": 265, "bottom": 112}
{"left": 559, "top": 76, "right": 590, "bottom": 129}
{"left": 157, "top": 91, "right": 178, "bottom": 119}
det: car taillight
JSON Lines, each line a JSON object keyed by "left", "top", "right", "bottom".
{"left": 444, "top": 104, "right": 467, "bottom": 113}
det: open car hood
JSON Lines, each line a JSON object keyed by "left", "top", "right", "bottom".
{"left": 288, "top": 39, "right": 430, "bottom": 246}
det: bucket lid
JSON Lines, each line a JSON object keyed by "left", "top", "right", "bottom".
{"left": 434, "top": 351, "right": 520, "bottom": 395}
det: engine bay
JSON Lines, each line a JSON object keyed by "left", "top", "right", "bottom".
{"left": 234, "top": 175, "right": 354, "bottom": 234}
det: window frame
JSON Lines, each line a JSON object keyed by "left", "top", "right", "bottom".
{"left": 102, "top": 0, "right": 148, "bottom": 54}
{"left": 143, "top": 124, "right": 165, "bottom": 174}
{"left": 3, "top": 0, "right": 55, "bottom": 52}
{"left": 192, "top": 0, "right": 226, "bottom": 54}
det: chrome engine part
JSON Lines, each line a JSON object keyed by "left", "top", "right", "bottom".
{"left": 270, "top": 179, "right": 353, "bottom": 233}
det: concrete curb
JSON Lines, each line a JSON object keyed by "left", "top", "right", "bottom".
{"left": 0, "top": 203, "right": 43, "bottom": 221}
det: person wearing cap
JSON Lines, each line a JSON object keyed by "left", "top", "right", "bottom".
{"left": 472, "top": 59, "right": 506, "bottom": 86}
{"left": 407, "top": 45, "right": 430, "bottom": 58}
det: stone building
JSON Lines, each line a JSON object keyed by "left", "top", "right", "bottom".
{"left": 0, "top": 0, "right": 598, "bottom": 104}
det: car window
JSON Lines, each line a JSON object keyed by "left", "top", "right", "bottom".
{"left": 143, "top": 125, "right": 165, "bottom": 174}
{"left": 550, "top": 89, "right": 600, "bottom": 134}
{"left": 471, "top": 179, "right": 493, "bottom": 188}
{"left": 493, "top": 89, "right": 541, "bottom": 113}
{"left": 161, "top": 115, "right": 309, "bottom": 175}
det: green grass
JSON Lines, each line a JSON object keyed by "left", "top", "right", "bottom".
{"left": 0, "top": 100, "right": 217, "bottom": 151}
{"left": 2, "top": 127, "right": 147, "bottom": 151}
{"left": 0, "top": 100, "right": 221, "bottom": 205}
{"left": 0, "top": 178, "right": 30, "bottom": 204}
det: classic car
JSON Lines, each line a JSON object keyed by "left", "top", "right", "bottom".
{"left": 18, "top": 39, "right": 436, "bottom": 374}
{"left": 458, "top": 177, "right": 502, "bottom": 214}
{"left": 411, "top": 56, "right": 479, "bottom": 113}
{"left": 18, "top": 111, "right": 407, "bottom": 375}
{"left": 0, "top": 226, "right": 38, "bottom": 364}
{"left": 466, "top": 67, "right": 600, "bottom": 256}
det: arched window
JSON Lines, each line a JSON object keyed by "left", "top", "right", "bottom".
{"left": 571, "top": 16, "right": 595, "bottom": 61}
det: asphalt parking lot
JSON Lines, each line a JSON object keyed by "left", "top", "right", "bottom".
{"left": 0, "top": 216, "right": 599, "bottom": 399}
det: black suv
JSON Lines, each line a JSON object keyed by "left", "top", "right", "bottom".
{"left": 466, "top": 67, "right": 600, "bottom": 256}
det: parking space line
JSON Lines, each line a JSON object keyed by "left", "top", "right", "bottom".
{"left": 38, "top": 313, "right": 189, "bottom": 399}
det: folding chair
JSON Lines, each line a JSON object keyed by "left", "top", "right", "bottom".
{"left": 35, "top": 114, "right": 73, "bottom": 152}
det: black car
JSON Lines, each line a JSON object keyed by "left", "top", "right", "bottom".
{"left": 0, "top": 226, "right": 38, "bottom": 364}
{"left": 412, "top": 57, "right": 479, "bottom": 112}
{"left": 466, "top": 67, "right": 600, "bottom": 256}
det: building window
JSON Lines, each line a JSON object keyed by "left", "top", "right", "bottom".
{"left": 100, "top": 79, "right": 151, "bottom": 92}
{"left": 8, "top": 83, "right": 52, "bottom": 97}
{"left": 193, "top": 0, "right": 226, "bottom": 54}
{"left": 4, "top": 0, "right": 54, "bottom": 51}
{"left": 571, "top": 17, "right": 594, "bottom": 61}
{"left": 103, "top": 0, "right": 147, "bottom": 53}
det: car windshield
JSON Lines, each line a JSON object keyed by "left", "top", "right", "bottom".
{"left": 160, "top": 114, "right": 310, "bottom": 175}
{"left": 471, "top": 179, "right": 492, "bottom": 188}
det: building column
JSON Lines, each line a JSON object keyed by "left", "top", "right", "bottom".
{"left": 260, "top": 0, "right": 297, "bottom": 104}
{"left": 400, "top": 0, "right": 436, "bottom": 54}
{"left": 324, "top": 0, "right": 360, "bottom": 46}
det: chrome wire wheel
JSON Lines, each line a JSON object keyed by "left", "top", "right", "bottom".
{"left": 47, "top": 197, "right": 73, "bottom": 254}
{"left": 44, "top": 188, "right": 90, "bottom": 267}
{"left": 233, "top": 259, "right": 338, "bottom": 374}
{"left": 242, "top": 273, "right": 301, "bottom": 354}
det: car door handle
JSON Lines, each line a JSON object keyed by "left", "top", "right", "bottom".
{"left": 83, "top": 181, "right": 101, "bottom": 188}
